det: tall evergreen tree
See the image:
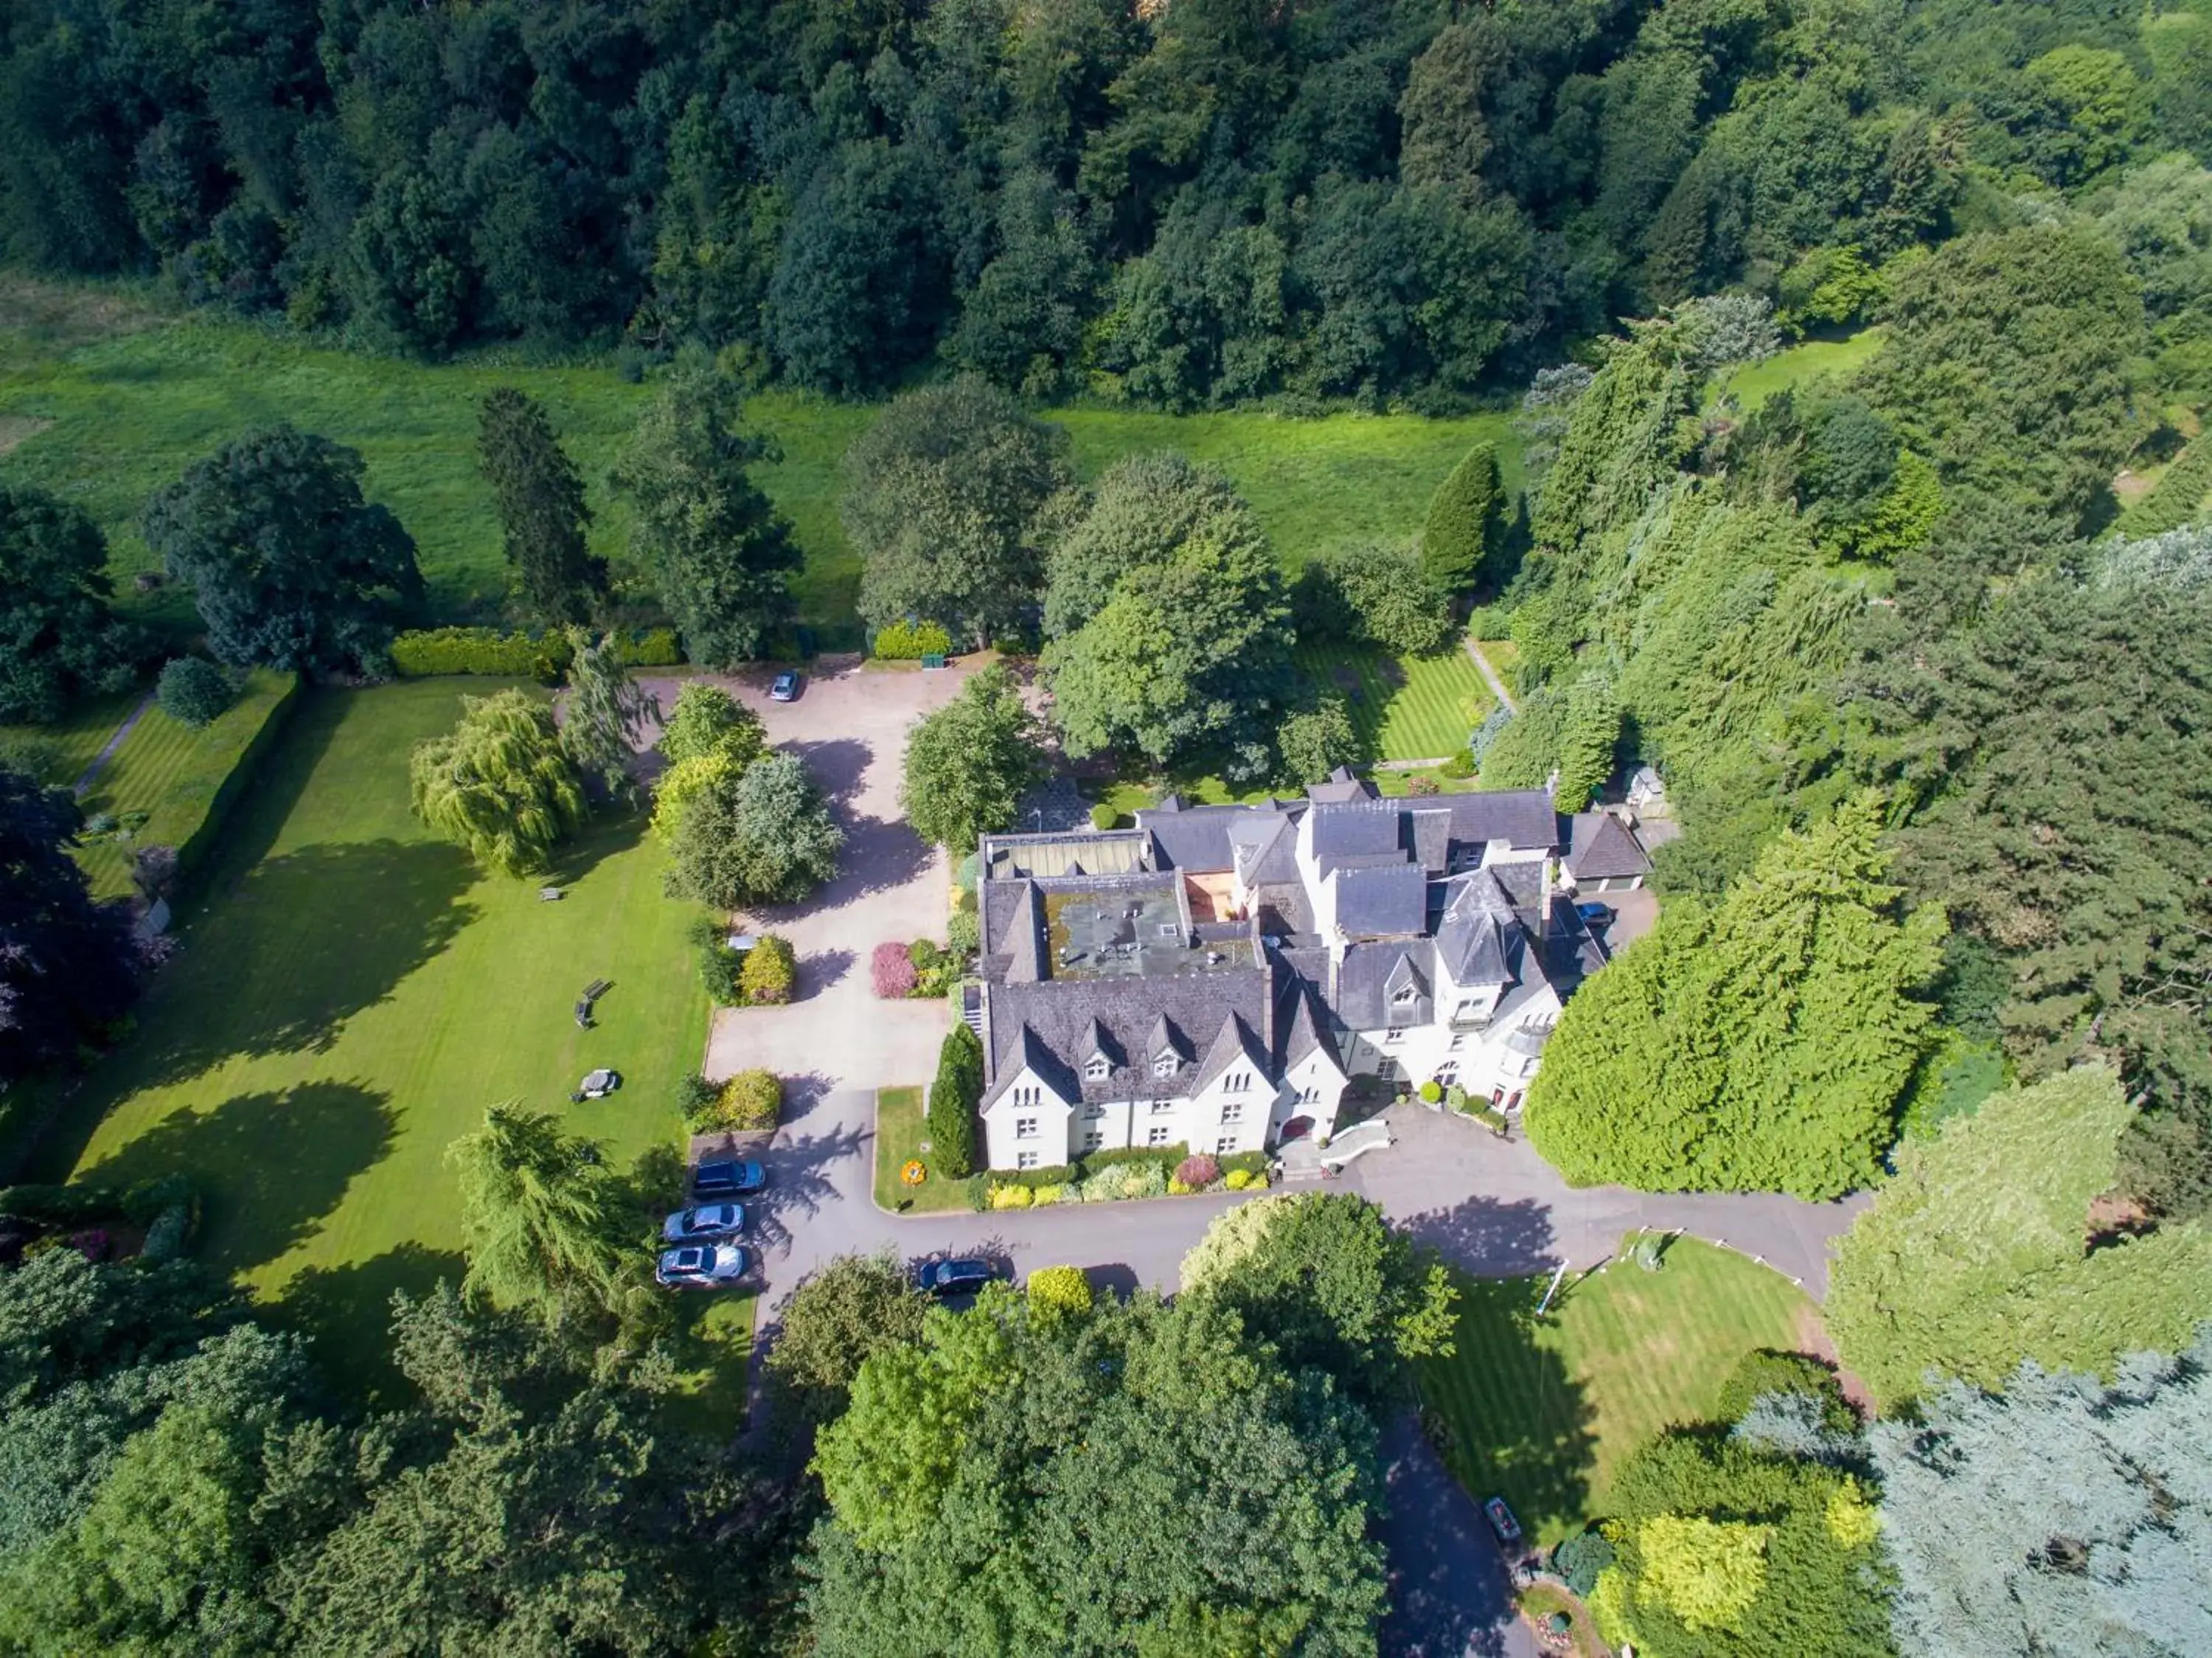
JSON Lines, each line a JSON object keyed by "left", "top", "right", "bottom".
{"left": 447, "top": 1106, "right": 627, "bottom": 1331}
{"left": 476, "top": 388, "right": 607, "bottom": 628}
{"left": 0, "top": 768, "right": 139, "bottom": 1079}
{"left": 557, "top": 630, "right": 657, "bottom": 797}
{"left": 1419, "top": 441, "right": 1503, "bottom": 598}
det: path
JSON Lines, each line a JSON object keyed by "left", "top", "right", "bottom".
{"left": 1378, "top": 1412, "right": 1540, "bottom": 1658}
{"left": 72, "top": 690, "right": 156, "bottom": 798}
{"left": 1463, "top": 637, "right": 1517, "bottom": 715}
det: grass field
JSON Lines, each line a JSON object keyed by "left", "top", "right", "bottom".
{"left": 38, "top": 679, "right": 717, "bottom": 1405}
{"left": 1722, "top": 326, "right": 1885, "bottom": 412}
{"left": 0, "top": 684, "right": 148, "bottom": 786}
{"left": 1416, "top": 1241, "right": 1815, "bottom": 1542}
{"left": 1293, "top": 641, "right": 1495, "bottom": 761}
{"left": 0, "top": 276, "right": 1517, "bottom": 645}
{"left": 73, "top": 669, "right": 294, "bottom": 897}
{"left": 872, "top": 1085, "right": 969, "bottom": 1215}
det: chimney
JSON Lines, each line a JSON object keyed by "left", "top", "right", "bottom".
{"left": 1541, "top": 858, "right": 1555, "bottom": 929}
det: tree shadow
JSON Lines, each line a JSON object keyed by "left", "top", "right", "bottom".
{"left": 748, "top": 815, "right": 936, "bottom": 920}
{"left": 1377, "top": 1410, "right": 1528, "bottom": 1658}
{"left": 546, "top": 804, "right": 648, "bottom": 885}
{"left": 273, "top": 1241, "right": 469, "bottom": 1409}
{"left": 796, "top": 948, "right": 854, "bottom": 999}
{"left": 742, "top": 1120, "right": 866, "bottom": 1275}
{"left": 115, "top": 839, "right": 479, "bottom": 1094}
{"left": 79, "top": 1079, "right": 398, "bottom": 1275}
{"left": 784, "top": 738, "right": 872, "bottom": 805}
{"left": 1400, "top": 1194, "right": 1562, "bottom": 1277}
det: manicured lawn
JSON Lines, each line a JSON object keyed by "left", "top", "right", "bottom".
{"left": 73, "top": 668, "right": 295, "bottom": 897}
{"left": 38, "top": 679, "right": 714, "bottom": 1405}
{"left": 1416, "top": 1240, "right": 1815, "bottom": 1543}
{"left": 0, "top": 683, "right": 148, "bottom": 786}
{"left": 1292, "top": 641, "right": 1495, "bottom": 761}
{"left": 0, "top": 277, "right": 1517, "bottom": 646}
{"left": 1722, "top": 326, "right": 1885, "bottom": 411}
{"left": 873, "top": 1085, "right": 969, "bottom": 1215}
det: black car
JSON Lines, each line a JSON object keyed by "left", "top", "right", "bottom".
{"left": 915, "top": 1258, "right": 995, "bottom": 1298}
{"left": 693, "top": 1159, "right": 767, "bottom": 1198}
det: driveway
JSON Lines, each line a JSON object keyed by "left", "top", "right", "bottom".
{"left": 1378, "top": 1413, "right": 1540, "bottom": 1658}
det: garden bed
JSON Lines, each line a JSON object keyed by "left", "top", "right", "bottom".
{"left": 968, "top": 1146, "right": 1270, "bottom": 1210}
{"left": 872, "top": 1086, "right": 970, "bottom": 1214}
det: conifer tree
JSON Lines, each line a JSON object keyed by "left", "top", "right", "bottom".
{"left": 477, "top": 389, "right": 607, "bottom": 627}
{"left": 1419, "top": 440, "right": 1503, "bottom": 597}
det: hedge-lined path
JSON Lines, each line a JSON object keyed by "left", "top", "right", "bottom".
{"left": 1462, "top": 636, "right": 1517, "bottom": 715}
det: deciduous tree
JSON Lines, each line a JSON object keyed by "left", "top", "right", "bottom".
{"left": 768, "top": 1251, "right": 931, "bottom": 1426}
{"left": 663, "top": 750, "right": 841, "bottom": 909}
{"left": 408, "top": 690, "right": 587, "bottom": 877}
{"left": 898, "top": 665, "right": 1046, "bottom": 853}
{"left": 557, "top": 631, "right": 656, "bottom": 796}
{"left": 0, "top": 768, "right": 139, "bottom": 1080}
{"left": 0, "top": 485, "right": 141, "bottom": 724}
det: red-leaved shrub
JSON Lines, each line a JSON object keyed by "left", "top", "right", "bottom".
{"left": 1175, "top": 1155, "right": 1220, "bottom": 1189}
{"left": 872, "top": 940, "right": 919, "bottom": 998}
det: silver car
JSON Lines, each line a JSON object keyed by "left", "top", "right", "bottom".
{"left": 662, "top": 1203, "right": 746, "bottom": 1243}
{"left": 655, "top": 1244, "right": 747, "bottom": 1287}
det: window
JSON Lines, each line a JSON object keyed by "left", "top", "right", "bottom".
{"left": 1015, "top": 1117, "right": 1038, "bottom": 1140}
{"left": 1298, "top": 1084, "right": 1320, "bottom": 1104}
{"left": 1150, "top": 1097, "right": 1174, "bottom": 1114}
{"left": 1083, "top": 1102, "right": 1105, "bottom": 1120}
{"left": 1147, "top": 1125, "right": 1173, "bottom": 1146}
{"left": 1520, "top": 1055, "right": 1539, "bottom": 1078}
{"left": 1013, "top": 1084, "right": 1040, "bottom": 1109}
{"left": 1391, "top": 983, "right": 1417, "bottom": 1005}
{"left": 1383, "top": 1027, "right": 1405, "bottom": 1044}
{"left": 1017, "top": 1151, "right": 1040, "bottom": 1170}
{"left": 1220, "top": 1103, "right": 1243, "bottom": 1124}
{"left": 1506, "top": 1091, "right": 1523, "bottom": 1111}
{"left": 1435, "top": 1063, "right": 1458, "bottom": 1088}
{"left": 1491, "top": 1086, "right": 1505, "bottom": 1106}
{"left": 1082, "top": 1130, "right": 1104, "bottom": 1151}
{"left": 1215, "top": 1135, "right": 1239, "bottom": 1155}
{"left": 1375, "top": 1058, "right": 1399, "bottom": 1081}
{"left": 1447, "top": 1033, "right": 1465, "bottom": 1052}
{"left": 1153, "top": 1053, "right": 1178, "bottom": 1078}
{"left": 1084, "top": 1054, "right": 1109, "bottom": 1081}
{"left": 1222, "top": 1070, "right": 1251, "bottom": 1093}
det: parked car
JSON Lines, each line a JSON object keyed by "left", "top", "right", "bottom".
{"left": 1575, "top": 902, "right": 1615, "bottom": 931}
{"left": 693, "top": 1159, "right": 766, "bottom": 1197}
{"left": 662, "top": 1203, "right": 745, "bottom": 1243}
{"left": 1484, "top": 1496, "right": 1523, "bottom": 1547}
{"left": 769, "top": 670, "right": 801, "bottom": 702}
{"left": 656, "top": 1243, "right": 747, "bottom": 1287}
{"left": 915, "top": 1258, "right": 996, "bottom": 1299}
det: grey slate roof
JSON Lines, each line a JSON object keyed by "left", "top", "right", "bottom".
{"left": 1562, "top": 811, "right": 1654, "bottom": 881}
{"left": 1336, "top": 939, "right": 1436, "bottom": 1031}
{"left": 1444, "top": 789, "right": 1561, "bottom": 856}
{"left": 981, "top": 968, "right": 1273, "bottom": 1109}
{"left": 1192, "top": 1011, "right": 1269, "bottom": 1092}
{"left": 1333, "top": 861, "right": 1428, "bottom": 938}
{"left": 1306, "top": 766, "right": 1378, "bottom": 804}
{"left": 1308, "top": 801, "right": 1405, "bottom": 873}
{"left": 1408, "top": 807, "right": 1453, "bottom": 875}
{"left": 981, "top": 879, "right": 1046, "bottom": 983}
{"left": 1274, "top": 975, "right": 1340, "bottom": 1071}
{"left": 1139, "top": 802, "right": 1298, "bottom": 875}
{"left": 1431, "top": 870, "right": 1523, "bottom": 987}
{"left": 1228, "top": 811, "right": 1300, "bottom": 887}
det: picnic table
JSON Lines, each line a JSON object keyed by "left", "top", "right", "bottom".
{"left": 573, "top": 1068, "right": 622, "bottom": 1101}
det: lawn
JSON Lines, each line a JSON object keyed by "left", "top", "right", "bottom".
{"left": 0, "top": 683, "right": 148, "bottom": 788}
{"left": 0, "top": 275, "right": 1515, "bottom": 647}
{"left": 1292, "top": 641, "right": 1495, "bottom": 762}
{"left": 873, "top": 1084, "right": 969, "bottom": 1215}
{"left": 1722, "top": 326, "right": 1885, "bottom": 412}
{"left": 73, "top": 668, "right": 296, "bottom": 897}
{"left": 38, "top": 679, "right": 717, "bottom": 1406}
{"left": 1416, "top": 1239, "right": 1816, "bottom": 1543}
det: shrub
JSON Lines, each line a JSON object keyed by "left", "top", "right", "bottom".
{"left": 139, "top": 1203, "right": 192, "bottom": 1261}
{"left": 1175, "top": 1154, "right": 1220, "bottom": 1188}
{"left": 1090, "top": 802, "right": 1119, "bottom": 830}
{"left": 931, "top": 1024, "right": 984, "bottom": 1178}
{"left": 1030, "top": 1182, "right": 1065, "bottom": 1206}
{"left": 990, "top": 1182, "right": 1034, "bottom": 1210}
{"left": 156, "top": 656, "right": 235, "bottom": 727}
{"left": 0, "top": 733, "right": 63, "bottom": 783}
{"left": 611, "top": 628, "right": 683, "bottom": 667}
{"left": 706, "top": 1069, "right": 782, "bottom": 1131}
{"left": 873, "top": 619, "right": 956, "bottom": 660}
{"left": 872, "top": 940, "right": 919, "bottom": 998}
{"left": 1439, "top": 753, "right": 1475, "bottom": 780}
{"left": 131, "top": 844, "right": 179, "bottom": 904}
{"left": 675, "top": 1073, "right": 719, "bottom": 1122}
{"left": 1225, "top": 1168, "right": 1255, "bottom": 1190}
{"left": 1405, "top": 774, "right": 1441, "bottom": 797}
{"left": 1079, "top": 1143, "right": 1186, "bottom": 1175}
{"left": 1027, "top": 1264, "right": 1092, "bottom": 1318}
{"left": 1552, "top": 1530, "right": 1617, "bottom": 1600}
{"left": 739, "top": 935, "right": 796, "bottom": 1005}
{"left": 948, "top": 909, "right": 980, "bottom": 958}
{"left": 1419, "top": 1080, "right": 1443, "bottom": 1103}
{"left": 691, "top": 918, "right": 745, "bottom": 1003}
{"left": 1716, "top": 1349, "right": 1851, "bottom": 1427}
{"left": 1001, "top": 1163, "right": 1077, "bottom": 1188}
{"left": 1219, "top": 1149, "right": 1270, "bottom": 1176}
{"left": 390, "top": 627, "right": 562, "bottom": 678}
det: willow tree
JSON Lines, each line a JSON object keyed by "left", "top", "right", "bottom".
{"left": 408, "top": 689, "right": 587, "bottom": 876}
{"left": 447, "top": 1105, "right": 625, "bottom": 1331}
{"left": 558, "top": 628, "right": 657, "bottom": 795}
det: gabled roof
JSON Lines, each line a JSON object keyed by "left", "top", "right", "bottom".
{"left": 1306, "top": 765, "right": 1378, "bottom": 804}
{"left": 1408, "top": 808, "right": 1453, "bottom": 875}
{"left": 1562, "top": 811, "right": 1654, "bottom": 881}
{"left": 1147, "top": 1012, "right": 1187, "bottom": 1065}
{"left": 1382, "top": 951, "right": 1429, "bottom": 1005}
{"left": 1275, "top": 975, "right": 1339, "bottom": 1072}
{"left": 981, "top": 1022, "right": 1082, "bottom": 1111}
{"left": 1192, "top": 1011, "right": 1267, "bottom": 1092}
{"left": 1337, "top": 940, "right": 1436, "bottom": 1031}
{"left": 1140, "top": 801, "right": 1298, "bottom": 875}
{"left": 1081, "top": 1017, "right": 1122, "bottom": 1070}
{"left": 1228, "top": 811, "right": 1300, "bottom": 886}
{"left": 1333, "top": 861, "right": 1428, "bottom": 938}
{"left": 1444, "top": 789, "right": 1560, "bottom": 855}
{"left": 981, "top": 878, "right": 1046, "bottom": 983}
{"left": 981, "top": 968, "right": 1273, "bottom": 1106}
{"left": 1432, "top": 871, "right": 1521, "bottom": 987}
{"left": 1308, "top": 800, "right": 1405, "bottom": 873}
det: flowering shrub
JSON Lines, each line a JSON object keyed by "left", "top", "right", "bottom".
{"left": 1225, "top": 1169, "right": 1255, "bottom": 1191}
{"left": 1175, "top": 1155, "right": 1220, "bottom": 1188}
{"left": 872, "top": 940, "right": 919, "bottom": 998}
{"left": 1027, "top": 1265, "right": 1092, "bottom": 1320}
{"left": 1166, "top": 1177, "right": 1194, "bottom": 1196}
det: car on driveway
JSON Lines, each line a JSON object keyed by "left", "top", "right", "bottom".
{"left": 1484, "top": 1496, "right": 1523, "bottom": 1547}
{"left": 693, "top": 1159, "right": 766, "bottom": 1198}
{"left": 662, "top": 1203, "right": 745, "bottom": 1243}
{"left": 915, "top": 1258, "right": 996, "bottom": 1299}
{"left": 657, "top": 1243, "right": 747, "bottom": 1287}
{"left": 769, "top": 670, "right": 801, "bottom": 702}
{"left": 1575, "top": 902, "right": 1615, "bottom": 931}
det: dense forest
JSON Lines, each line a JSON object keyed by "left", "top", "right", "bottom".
{"left": 4, "top": 0, "right": 2210, "bottom": 407}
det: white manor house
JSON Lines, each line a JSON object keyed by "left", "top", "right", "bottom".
{"left": 968, "top": 773, "right": 1651, "bottom": 1172}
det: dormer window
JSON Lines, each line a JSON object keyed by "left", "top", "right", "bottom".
{"left": 1391, "top": 984, "right": 1417, "bottom": 1005}
{"left": 1153, "top": 1052, "right": 1178, "bottom": 1078}
{"left": 1085, "top": 1053, "right": 1110, "bottom": 1081}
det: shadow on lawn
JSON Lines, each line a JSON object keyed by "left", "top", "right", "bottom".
{"left": 274, "top": 1241, "right": 469, "bottom": 1408}
{"left": 123, "top": 839, "right": 479, "bottom": 1091}
{"left": 82, "top": 1079, "right": 398, "bottom": 1275}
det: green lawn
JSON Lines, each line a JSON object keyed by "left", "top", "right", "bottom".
{"left": 38, "top": 679, "right": 715, "bottom": 1405}
{"left": 1722, "top": 326, "right": 1886, "bottom": 412}
{"left": 1293, "top": 641, "right": 1495, "bottom": 761}
{"left": 73, "top": 668, "right": 295, "bottom": 897}
{"left": 873, "top": 1085, "right": 969, "bottom": 1214}
{"left": 0, "top": 277, "right": 1515, "bottom": 646}
{"left": 1416, "top": 1240, "right": 1815, "bottom": 1543}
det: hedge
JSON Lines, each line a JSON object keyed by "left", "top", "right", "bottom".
{"left": 172, "top": 669, "right": 302, "bottom": 889}
{"left": 0, "top": 1173, "right": 198, "bottom": 1229}
{"left": 872, "top": 619, "right": 955, "bottom": 660}
{"left": 389, "top": 626, "right": 684, "bottom": 679}
{"left": 1076, "top": 1142, "right": 1187, "bottom": 1176}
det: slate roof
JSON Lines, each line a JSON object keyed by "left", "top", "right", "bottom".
{"left": 1431, "top": 870, "right": 1523, "bottom": 987}
{"left": 1562, "top": 811, "right": 1654, "bottom": 881}
{"left": 1274, "top": 975, "right": 1340, "bottom": 1071}
{"left": 981, "top": 968, "right": 1273, "bottom": 1109}
{"left": 1308, "top": 801, "right": 1405, "bottom": 873}
{"left": 981, "top": 879, "right": 1046, "bottom": 983}
{"left": 1336, "top": 939, "right": 1436, "bottom": 1031}
{"left": 1443, "top": 789, "right": 1560, "bottom": 856}
{"left": 1140, "top": 801, "right": 1298, "bottom": 875}
{"left": 1407, "top": 807, "right": 1453, "bottom": 874}
{"left": 1306, "top": 766, "right": 1378, "bottom": 804}
{"left": 1333, "top": 862, "right": 1428, "bottom": 938}
{"left": 1228, "top": 811, "right": 1301, "bottom": 887}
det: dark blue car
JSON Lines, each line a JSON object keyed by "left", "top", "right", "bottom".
{"left": 693, "top": 1159, "right": 767, "bottom": 1199}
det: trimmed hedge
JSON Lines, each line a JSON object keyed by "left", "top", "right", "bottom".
{"left": 175, "top": 670, "right": 302, "bottom": 887}
{"left": 389, "top": 626, "right": 684, "bottom": 679}
{"left": 872, "top": 619, "right": 956, "bottom": 660}
{"left": 0, "top": 1173, "right": 198, "bottom": 1231}
{"left": 1076, "top": 1142, "right": 1187, "bottom": 1175}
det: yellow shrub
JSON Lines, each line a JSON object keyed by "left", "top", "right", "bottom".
{"left": 990, "top": 1184, "right": 1034, "bottom": 1210}
{"left": 1635, "top": 1516, "right": 1769, "bottom": 1631}
{"left": 1030, "top": 1183, "right": 1064, "bottom": 1206}
{"left": 1826, "top": 1483, "right": 1879, "bottom": 1548}
{"left": 1224, "top": 1169, "right": 1253, "bottom": 1190}
{"left": 1166, "top": 1177, "right": 1194, "bottom": 1196}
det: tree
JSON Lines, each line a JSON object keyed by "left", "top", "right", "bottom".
{"left": 0, "top": 485, "right": 140, "bottom": 724}
{"left": 1178, "top": 1193, "right": 1457, "bottom": 1402}
{"left": 1040, "top": 453, "right": 1265, "bottom": 641}
{"left": 766, "top": 1251, "right": 930, "bottom": 1425}
{"left": 654, "top": 683, "right": 764, "bottom": 770}
{"left": 476, "top": 388, "right": 606, "bottom": 627}
{"left": 612, "top": 374, "right": 799, "bottom": 669}
{"left": 664, "top": 750, "right": 841, "bottom": 909}
{"left": 141, "top": 425, "right": 422, "bottom": 673}
{"left": 899, "top": 666, "right": 1047, "bottom": 853}
{"left": 0, "top": 768, "right": 139, "bottom": 1080}
{"left": 929, "top": 1024, "right": 983, "bottom": 1179}
{"left": 1525, "top": 796, "right": 1947, "bottom": 1199}
{"left": 1276, "top": 693, "right": 1361, "bottom": 786}
{"left": 1302, "top": 544, "right": 1455, "bottom": 657}
{"left": 843, "top": 378, "right": 1071, "bottom": 646}
{"left": 557, "top": 631, "right": 656, "bottom": 796}
{"left": 1825, "top": 1066, "right": 2212, "bottom": 1409}
{"left": 155, "top": 657, "right": 234, "bottom": 729}
{"left": 1420, "top": 441, "right": 1504, "bottom": 599}
{"left": 1871, "top": 1333, "right": 2212, "bottom": 1658}
{"left": 1553, "top": 671, "right": 1621, "bottom": 811}
{"left": 408, "top": 690, "right": 587, "bottom": 878}
{"left": 446, "top": 1106, "right": 626, "bottom": 1331}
